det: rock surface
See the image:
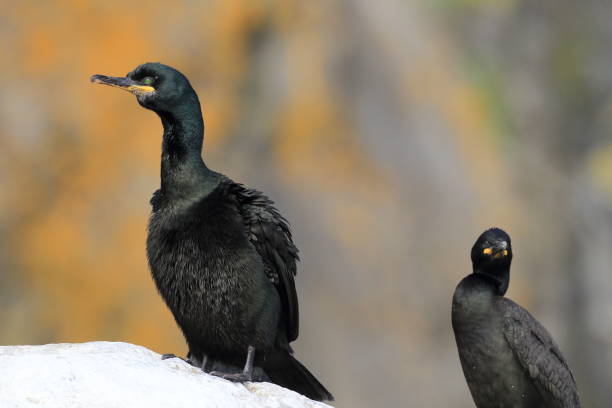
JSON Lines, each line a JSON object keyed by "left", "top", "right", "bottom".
{"left": 0, "top": 341, "right": 333, "bottom": 408}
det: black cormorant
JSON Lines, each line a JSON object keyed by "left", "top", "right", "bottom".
{"left": 452, "top": 228, "right": 580, "bottom": 407}
{"left": 91, "top": 63, "right": 333, "bottom": 401}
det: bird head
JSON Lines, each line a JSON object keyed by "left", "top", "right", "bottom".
{"left": 471, "top": 227, "right": 513, "bottom": 286}
{"left": 91, "top": 62, "right": 197, "bottom": 113}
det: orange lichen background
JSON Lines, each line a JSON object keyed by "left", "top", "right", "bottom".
{"left": 1, "top": 1, "right": 612, "bottom": 407}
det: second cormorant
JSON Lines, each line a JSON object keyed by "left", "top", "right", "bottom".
{"left": 91, "top": 63, "right": 333, "bottom": 401}
{"left": 452, "top": 228, "right": 580, "bottom": 407}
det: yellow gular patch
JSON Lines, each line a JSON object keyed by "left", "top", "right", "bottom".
{"left": 127, "top": 85, "right": 155, "bottom": 95}
{"left": 483, "top": 248, "right": 493, "bottom": 255}
{"left": 492, "top": 250, "right": 508, "bottom": 259}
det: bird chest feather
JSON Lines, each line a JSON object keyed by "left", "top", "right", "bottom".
{"left": 146, "top": 192, "right": 263, "bottom": 326}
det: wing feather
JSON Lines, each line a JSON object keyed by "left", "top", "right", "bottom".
{"left": 502, "top": 299, "right": 580, "bottom": 407}
{"left": 228, "top": 179, "right": 300, "bottom": 342}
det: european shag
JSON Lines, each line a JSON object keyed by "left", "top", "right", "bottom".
{"left": 452, "top": 228, "right": 580, "bottom": 407}
{"left": 91, "top": 63, "right": 333, "bottom": 401}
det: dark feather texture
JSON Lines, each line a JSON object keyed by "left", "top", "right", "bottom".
{"left": 452, "top": 228, "right": 580, "bottom": 408}
{"left": 230, "top": 180, "right": 300, "bottom": 342}
{"left": 502, "top": 299, "right": 580, "bottom": 407}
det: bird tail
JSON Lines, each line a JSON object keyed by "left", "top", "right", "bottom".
{"left": 266, "top": 352, "right": 333, "bottom": 402}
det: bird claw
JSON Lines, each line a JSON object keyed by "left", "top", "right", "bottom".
{"left": 161, "top": 353, "right": 192, "bottom": 365}
{"left": 209, "top": 371, "right": 252, "bottom": 383}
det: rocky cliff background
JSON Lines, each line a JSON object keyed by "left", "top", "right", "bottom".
{"left": 1, "top": 1, "right": 611, "bottom": 407}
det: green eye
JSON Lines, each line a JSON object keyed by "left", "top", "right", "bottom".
{"left": 141, "top": 76, "right": 155, "bottom": 85}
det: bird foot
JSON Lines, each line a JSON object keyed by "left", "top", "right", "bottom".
{"left": 209, "top": 371, "right": 252, "bottom": 383}
{"left": 208, "top": 346, "right": 255, "bottom": 383}
{"left": 161, "top": 353, "right": 193, "bottom": 365}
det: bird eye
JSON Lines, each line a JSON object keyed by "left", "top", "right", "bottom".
{"left": 482, "top": 248, "right": 493, "bottom": 255}
{"left": 141, "top": 76, "right": 155, "bottom": 85}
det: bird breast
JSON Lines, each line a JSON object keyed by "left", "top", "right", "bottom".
{"left": 146, "top": 198, "right": 262, "bottom": 320}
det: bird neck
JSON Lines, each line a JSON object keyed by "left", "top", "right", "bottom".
{"left": 157, "top": 100, "right": 215, "bottom": 199}
{"left": 453, "top": 274, "right": 496, "bottom": 324}
{"left": 472, "top": 266, "right": 510, "bottom": 296}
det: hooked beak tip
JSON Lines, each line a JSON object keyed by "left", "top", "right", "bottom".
{"left": 90, "top": 74, "right": 105, "bottom": 84}
{"left": 497, "top": 241, "right": 508, "bottom": 251}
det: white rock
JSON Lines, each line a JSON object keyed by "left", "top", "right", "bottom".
{"left": 0, "top": 341, "right": 333, "bottom": 408}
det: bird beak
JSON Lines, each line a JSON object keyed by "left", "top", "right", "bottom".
{"left": 90, "top": 74, "right": 155, "bottom": 95}
{"left": 483, "top": 241, "right": 508, "bottom": 259}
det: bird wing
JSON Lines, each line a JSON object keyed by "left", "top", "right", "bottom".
{"left": 228, "top": 178, "right": 300, "bottom": 342}
{"left": 502, "top": 298, "right": 580, "bottom": 407}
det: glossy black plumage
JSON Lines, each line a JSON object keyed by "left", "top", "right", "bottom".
{"left": 91, "top": 63, "right": 332, "bottom": 401}
{"left": 452, "top": 228, "right": 580, "bottom": 407}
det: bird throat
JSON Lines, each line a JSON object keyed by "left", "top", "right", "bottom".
{"left": 473, "top": 267, "right": 510, "bottom": 296}
{"left": 158, "top": 108, "right": 212, "bottom": 199}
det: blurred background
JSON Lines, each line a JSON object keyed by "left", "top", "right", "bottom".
{"left": 1, "top": 0, "right": 612, "bottom": 406}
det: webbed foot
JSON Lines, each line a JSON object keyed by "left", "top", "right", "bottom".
{"left": 161, "top": 353, "right": 185, "bottom": 362}
{"left": 209, "top": 371, "right": 253, "bottom": 382}
{"left": 210, "top": 345, "right": 255, "bottom": 383}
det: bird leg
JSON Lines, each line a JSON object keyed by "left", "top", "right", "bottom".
{"left": 210, "top": 345, "right": 255, "bottom": 382}
{"left": 200, "top": 354, "right": 210, "bottom": 371}
{"left": 186, "top": 351, "right": 211, "bottom": 369}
